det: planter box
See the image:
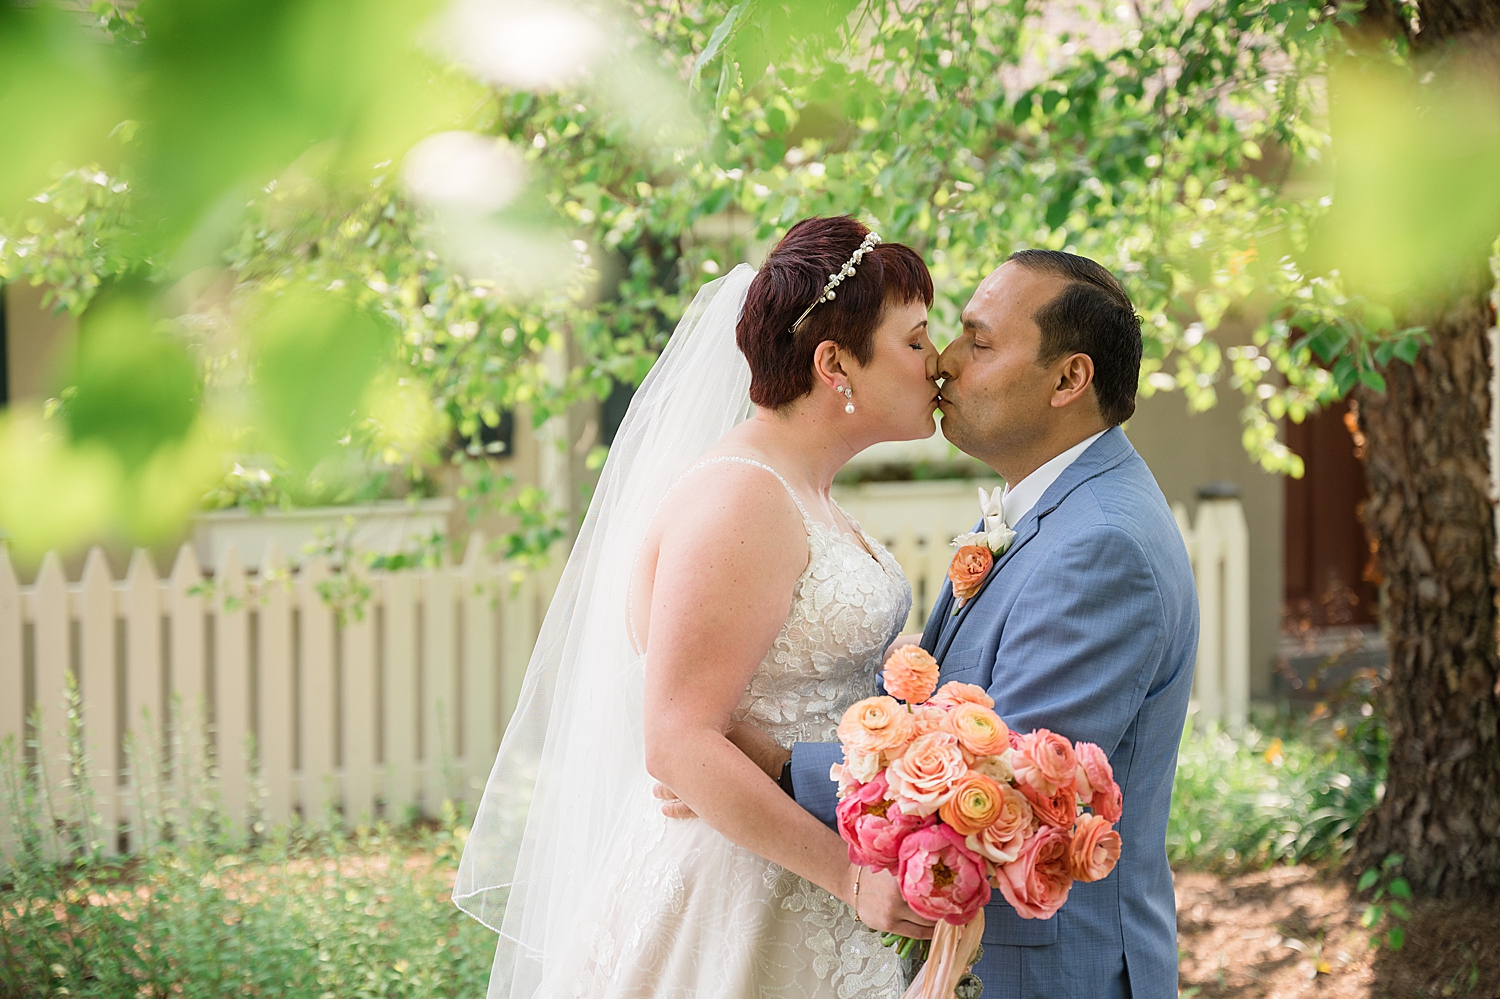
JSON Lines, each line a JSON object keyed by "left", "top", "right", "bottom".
{"left": 192, "top": 499, "right": 454, "bottom": 574}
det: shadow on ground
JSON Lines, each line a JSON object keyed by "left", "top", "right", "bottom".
{"left": 1175, "top": 866, "right": 1500, "bottom": 998}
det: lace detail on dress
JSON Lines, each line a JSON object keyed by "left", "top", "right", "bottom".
{"left": 556, "top": 456, "right": 912, "bottom": 999}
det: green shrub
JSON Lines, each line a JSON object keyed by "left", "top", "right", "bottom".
{"left": 1167, "top": 706, "right": 1386, "bottom": 870}
{"left": 0, "top": 696, "right": 493, "bottom": 999}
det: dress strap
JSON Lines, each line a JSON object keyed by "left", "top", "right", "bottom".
{"left": 688, "top": 455, "right": 815, "bottom": 525}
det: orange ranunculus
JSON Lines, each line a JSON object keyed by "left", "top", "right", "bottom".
{"left": 945, "top": 703, "right": 1011, "bottom": 758}
{"left": 1020, "top": 778, "right": 1078, "bottom": 830}
{"left": 1068, "top": 813, "right": 1122, "bottom": 883}
{"left": 965, "top": 783, "right": 1034, "bottom": 865}
{"left": 938, "top": 771, "right": 1006, "bottom": 835}
{"left": 930, "top": 681, "right": 994, "bottom": 710}
{"left": 948, "top": 546, "right": 993, "bottom": 606}
{"left": 883, "top": 644, "right": 941, "bottom": 705}
{"left": 836, "top": 696, "right": 916, "bottom": 757}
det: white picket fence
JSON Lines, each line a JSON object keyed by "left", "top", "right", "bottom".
{"left": 1174, "top": 496, "right": 1251, "bottom": 728}
{"left": 0, "top": 481, "right": 1251, "bottom": 856}
{"left": 0, "top": 536, "right": 549, "bottom": 854}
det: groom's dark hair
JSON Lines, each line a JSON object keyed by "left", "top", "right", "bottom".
{"left": 1008, "top": 249, "right": 1143, "bottom": 425}
{"left": 740, "top": 216, "right": 933, "bottom": 408}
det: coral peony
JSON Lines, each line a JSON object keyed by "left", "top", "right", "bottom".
{"left": 948, "top": 546, "right": 993, "bottom": 606}
{"left": 965, "top": 784, "right": 1035, "bottom": 865}
{"left": 1073, "top": 743, "right": 1117, "bottom": 802}
{"left": 1092, "top": 780, "right": 1123, "bottom": 823}
{"left": 884, "top": 645, "right": 942, "bottom": 705}
{"left": 1068, "top": 813, "right": 1122, "bottom": 883}
{"left": 938, "top": 772, "right": 1006, "bottom": 836}
{"left": 995, "top": 824, "right": 1073, "bottom": 919}
{"left": 836, "top": 773, "right": 932, "bottom": 873}
{"left": 945, "top": 703, "right": 1011, "bottom": 758}
{"left": 837, "top": 696, "right": 916, "bottom": 757}
{"left": 896, "top": 824, "right": 992, "bottom": 925}
{"left": 930, "top": 681, "right": 994, "bottom": 710}
{"left": 887, "top": 732, "right": 969, "bottom": 816}
{"left": 1011, "top": 729, "right": 1078, "bottom": 796}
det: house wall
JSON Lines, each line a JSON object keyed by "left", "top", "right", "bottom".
{"left": 3, "top": 281, "right": 75, "bottom": 405}
{"left": 1124, "top": 390, "right": 1284, "bottom": 699}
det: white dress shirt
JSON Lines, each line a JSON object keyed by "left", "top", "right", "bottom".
{"left": 1000, "top": 429, "right": 1108, "bottom": 528}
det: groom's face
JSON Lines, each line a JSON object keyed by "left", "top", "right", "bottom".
{"left": 936, "top": 262, "right": 1069, "bottom": 468}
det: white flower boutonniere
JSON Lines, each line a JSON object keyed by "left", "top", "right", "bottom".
{"left": 947, "top": 486, "right": 1015, "bottom": 614}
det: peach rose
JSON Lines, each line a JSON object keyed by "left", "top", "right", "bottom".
{"left": 886, "top": 732, "right": 968, "bottom": 816}
{"left": 995, "top": 824, "right": 1073, "bottom": 920}
{"left": 1074, "top": 742, "right": 1122, "bottom": 822}
{"left": 930, "top": 681, "right": 995, "bottom": 710}
{"left": 909, "top": 704, "right": 950, "bottom": 739}
{"left": 1068, "top": 813, "right": 1122, "bottom": 883}
{"left": 884, "top": 645, "right": 942, "bottom": 705}
{"left": 1020, "top": 779, "right": 1078, "bottom": 830}
{"left": 1012, "top": 729, "right": 1078, "bottom": 796}
{"left": 966, "top": 783, "right": 1035, "bottom": 865}
{"left": 837, "top": 696, "right": 916, "bottom": 756}
{"left": 938, "top": 772, "right": 1005, "bottom": 835}
{"left": 945, "top": 703, "right": 1011, "bottom": 758}
{"left": 948, "top": 546, "right": 993, "bottom": 606}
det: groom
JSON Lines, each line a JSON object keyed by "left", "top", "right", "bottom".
{"left": 703, "top": 250, "right": 1195, "bottom": 998}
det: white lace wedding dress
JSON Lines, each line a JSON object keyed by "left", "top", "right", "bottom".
{"left": 541, "top": 456, "right": 912, "bottom": 999}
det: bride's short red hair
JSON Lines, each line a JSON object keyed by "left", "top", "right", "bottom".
{"left": 737, "top": 216, "right": 933, "bottom": 409}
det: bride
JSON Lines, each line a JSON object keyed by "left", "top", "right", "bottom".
{"left": 456, "top": 216, "right": 943, "bottom": 998}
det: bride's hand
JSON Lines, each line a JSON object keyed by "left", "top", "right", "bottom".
{"left": 853, "top": 866, "right": 936, "bottom": 939}
{"left": 883, "top": 634, "right": 922, "bottom": 663}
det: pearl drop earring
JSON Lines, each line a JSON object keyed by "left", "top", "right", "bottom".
{"left": 841, "top": 385, "right": 855, "bottom": 414}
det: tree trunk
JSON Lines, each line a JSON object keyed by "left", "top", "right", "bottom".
{"left": 1354, "top": 267, "right": 1500, "bottom": 894}
{"left": 1344, "top": 0, "right": 1500, "bottom": 896}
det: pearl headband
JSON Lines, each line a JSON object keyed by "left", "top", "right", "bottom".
{"left": 788, "top": 230, "right": 882, "bottom": 334}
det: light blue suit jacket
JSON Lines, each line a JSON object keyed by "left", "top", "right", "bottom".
{"left": 790, "top": 426, "right": 1196, "bottom": 999}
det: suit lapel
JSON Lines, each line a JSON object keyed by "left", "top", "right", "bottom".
{"left": 930, "top": 427, "right": 1136, "bottom": 664}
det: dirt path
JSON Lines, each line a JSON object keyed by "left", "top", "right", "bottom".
{"left": 1176, "top": 866, "right": 1500, "bottom": 998}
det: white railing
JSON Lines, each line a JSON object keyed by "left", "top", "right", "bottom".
{"left": 1174, "top": 493, "right": 1251, "bottom": 728}
{"left": 0, "top": 537, "right": 549, "bottom": 854}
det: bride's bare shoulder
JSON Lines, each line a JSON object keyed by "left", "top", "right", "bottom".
{"left": 652, "top": 456, "right": 806, "bottom": 558}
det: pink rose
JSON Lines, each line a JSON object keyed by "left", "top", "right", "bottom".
{"left": 930, "top": 681, "right": 994, "bottom": 710}
{"left": 909, "top": 704, "right": 950, "bottom": 739}
{"left": 1012, "top": 729, "right": 1078, "bottom": 796}
{"left": 1074, "top": 742, "right": 1122, "bottom": 822}
{"left": 896, "top": 824, "right": 992, "bottom": 925}
{"left": 965, "top": 783, "right": 1035, "bottom": 865}
{"left": 945, "top": 703, "right": 1011, "bottom": 758}
{"left": 837, "top": 696, "right": 916, "bottom": 757}
{"left": 1020, "top": 779, "right": 1079, "bottom": 830}
{"left": 1068, "top": 813, "right": 1122, "bottom": 883}
{"left": 887, "top": 732, "right": 969, "bottom": 817}
{"left": 884, "top": 645, "right": 942, "bottom": 705}
{"left": 995, "top": 825, "right": 1073, "bottom": 920}
{"left": 836, "top": 773, "right": 932, "bottom": 873}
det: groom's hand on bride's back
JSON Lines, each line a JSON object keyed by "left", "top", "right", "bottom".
{"left": 655, "top": 721, "right": 791, "bottom": 818}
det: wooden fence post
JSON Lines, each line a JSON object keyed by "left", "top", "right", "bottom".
{"left": 78, "top": 547, "right": 118, "bottom": 854}
{"left": 121, "top": 549, "right": 162, "bottom": 851}
{"left": 214, "top": 544, "right": 253, "bottom": 833}
{"left": 257, "top": 544, "right": 295, "bottom": 825}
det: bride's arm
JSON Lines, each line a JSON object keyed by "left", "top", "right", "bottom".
{"left": 641, "top": 466, "right": 930, "bottom": 939}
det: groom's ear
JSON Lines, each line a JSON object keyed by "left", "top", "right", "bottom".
{"left": 1049, "top": 352, "right": 1097, "bottom": 410}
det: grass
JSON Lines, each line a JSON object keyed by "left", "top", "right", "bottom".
{"left": 1167, "top": 703, "right": 1387, "bottom": 871}
{"left": 0, "top": 688, "right": 1386, "bottom": 997}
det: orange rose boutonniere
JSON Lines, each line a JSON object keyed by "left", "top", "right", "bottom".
{"left": 948, "top": 486, "right": 1015, "bottom": 613}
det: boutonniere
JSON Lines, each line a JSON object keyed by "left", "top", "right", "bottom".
{"left": 948, "top": 486, "right": 1015, "bottom": 614}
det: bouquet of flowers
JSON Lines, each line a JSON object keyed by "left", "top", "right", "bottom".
{"left": 832, "top": 645, "right": 1123, "bottom": 999}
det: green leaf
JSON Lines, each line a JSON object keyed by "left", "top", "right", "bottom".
{"left": 1393, "top": 336, "right": 1424, "bottom": 365}
{"left": 1382, "top": 853, "right": 1405, "bottom": 870}
{"left": 1389, "top": 900, "right": 1410, "bottom": 920}
{"left": 1357, "top": 869, "right": 1379, "bottom": 892}
{"left": 1360, "top": 904, "right": 1384, "bottom": 929}
{"left": 1386, "top": 926, "right": 1405, "bottom": 951}
{"left": 1388, "top": 878, "right": 1411, "bottom": 900}
{"left": 1357, "top": 369, "right": 1387, "bottom": 393}
{"left": 690, "top": 3, "right": 743, "bottom": 93}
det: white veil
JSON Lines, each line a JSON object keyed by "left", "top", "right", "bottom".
{"left": 454, "top": 264, "right": 758, "bottom": 998}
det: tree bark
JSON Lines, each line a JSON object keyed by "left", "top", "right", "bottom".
{"left": 1345, "top": 0, "right": 1500, "bottom": 896}
{"left": 1354, "top": 269, "right": 1500, "bottom": 894}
